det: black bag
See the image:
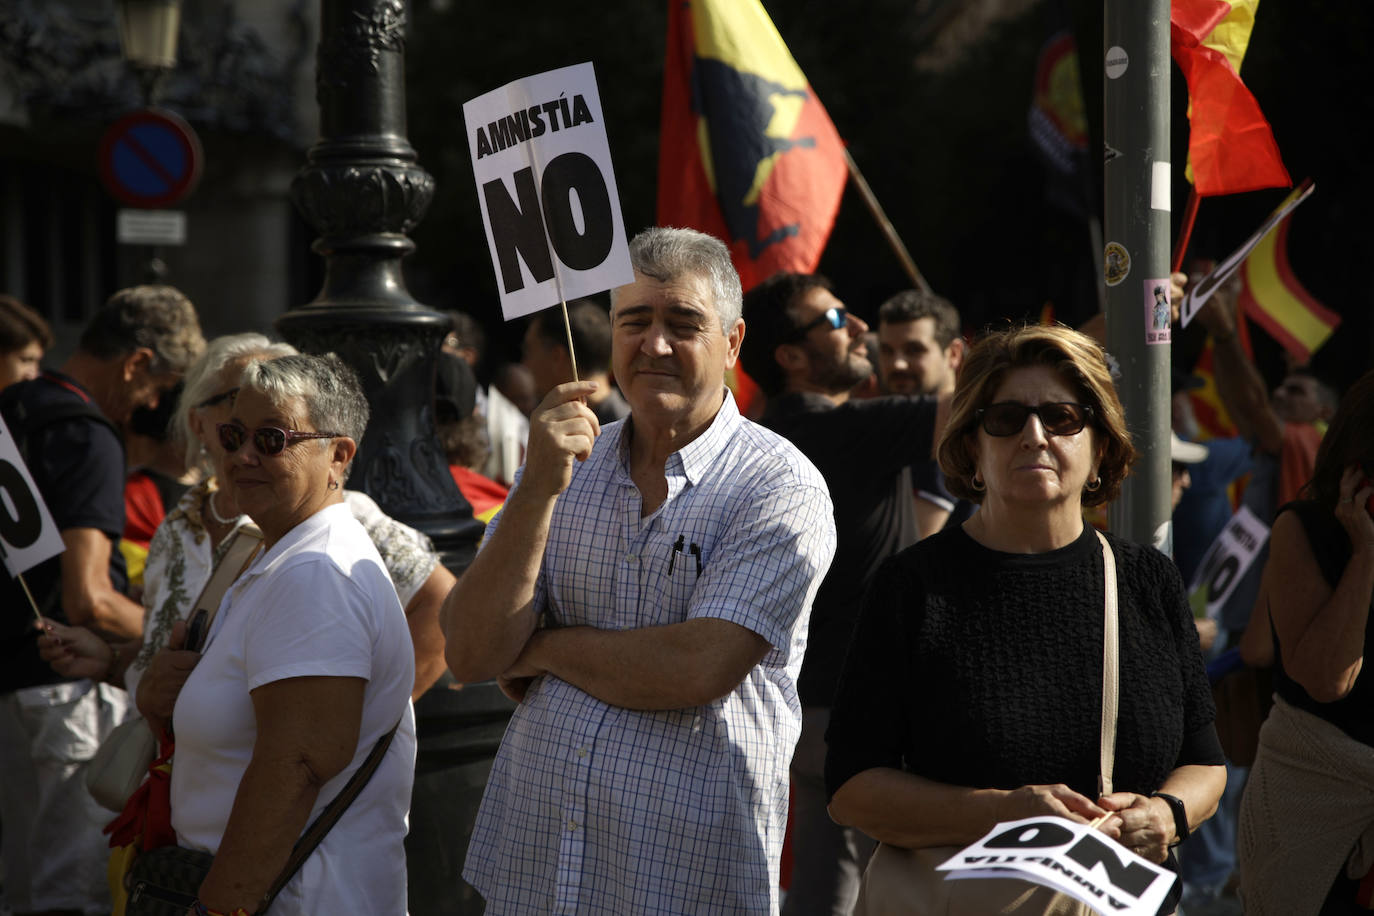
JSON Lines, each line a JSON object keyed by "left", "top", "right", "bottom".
{"left": 125, "top": 845, "right": 213, "bottom": 916}
{"left": 122, "top": 723, "right": 399, "bottom": 916}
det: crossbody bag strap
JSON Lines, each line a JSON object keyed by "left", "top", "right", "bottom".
{"left": 258, "top": 721, "right": 401, "bottom": 914}
{"left": 185, "top": 524, "right": 264, "bottom": 652}
{"left": 1095, "top": 530, "right": 1119, "bottom": 797}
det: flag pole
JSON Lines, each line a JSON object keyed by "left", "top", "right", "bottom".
{"left": 843, "top": 149, "right": 932, "bottom": 294}
{"left": 1172, "top": 187, "right": 1201, "bottom": 272}
{"left": 559, "top": 300, "right": 580, "bottom": 383}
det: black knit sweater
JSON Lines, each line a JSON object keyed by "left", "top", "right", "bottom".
{"left": 825, "top": 523, "right": 1223, "bottom": 801}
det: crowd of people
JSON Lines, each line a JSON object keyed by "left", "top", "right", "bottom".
{"left": 0, "top": 224, "right": 1370, "bottom": 916}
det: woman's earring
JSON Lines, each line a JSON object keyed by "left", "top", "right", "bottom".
{"left": 1085, "top": 476, "right": 1102, "bottom": 492}
{"left": 971, "top": 475, "right": 986, "bottom": 493}
{"left": 328, "top": 480, "right": 340, "bottom": 491}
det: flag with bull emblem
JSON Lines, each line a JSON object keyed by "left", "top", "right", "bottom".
{"left": 658, "top": 0, "right": 848, "bottom": 292}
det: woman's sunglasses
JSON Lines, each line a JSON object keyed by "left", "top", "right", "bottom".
{"left": 789, "top": 306, "right": 850, "bottom": 340}
{"left": 976, "top": 402, "right": 1094, "bottom": 438}
{"left": 217, "top": 422, "right": 341, "bottom": 457}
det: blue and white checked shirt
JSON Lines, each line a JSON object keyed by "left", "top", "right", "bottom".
{"left": 463, "top": 392, "right": 836, "bottom": 915}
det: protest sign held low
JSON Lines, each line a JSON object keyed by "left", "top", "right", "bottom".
{"left": 465, "top": 62, "right": 634, "bottom": 321}
{"left": 1188, "top": 504, "right": 1269, "bottom": 619}
{"left": 936, "top": 816, "right": 1176, "bottom": 916}
{"left": 0, "top": 413, "right": 65, "bottom": 591}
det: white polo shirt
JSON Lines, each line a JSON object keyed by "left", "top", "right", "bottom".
{"left": 170, "top": 502, "right": 417, "bottom": 915}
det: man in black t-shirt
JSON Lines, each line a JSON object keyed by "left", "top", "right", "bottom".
{"left": 740, "top": 272, "right": 946, "bottom": 916}
{"left": 0, "top": 285, "right": 202, "bottom": 916}
{"left": 876, "top": 288, "right": 973, "bottom": 536}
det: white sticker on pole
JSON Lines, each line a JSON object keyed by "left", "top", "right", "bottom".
{"left": 1189, "top": 504, "right": 1270, "bottom": 620}
{"left": 937, "top": 816, "right": 1176, "bottom": 916}
{"left": 464, "top": 62, "right": 634, "bottom": 321}
{"left": 0, "top": 414, "right": 66, "bottom": 579}
{"left": 1105, "top": 46, "right": 1129, "bottom": 79}
{"left": 1152, "top": 162, "right": 1171, "bottom": 211}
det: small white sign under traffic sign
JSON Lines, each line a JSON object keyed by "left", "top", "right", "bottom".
{"left": 117, "top": 209, "right": 187, "bottom": 246}
{"left": 0, "top": 414, "right": 66, "bottom": 583}
{"left": 464, "top": 62, "right": 634, "bottom": 321}
{"left": 937, "top": 816, "right": 1177, "bottom": 916}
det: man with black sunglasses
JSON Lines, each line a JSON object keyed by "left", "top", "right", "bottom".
{"left": 0, "top": 285, "right": 204, "bottom": 916}
{"left": 739, "top": 271, "right": 950, "bottom": 916}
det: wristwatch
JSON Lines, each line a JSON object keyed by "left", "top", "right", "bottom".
{"left": 1151, "top": 791, "right": 1189, "bottom": 846}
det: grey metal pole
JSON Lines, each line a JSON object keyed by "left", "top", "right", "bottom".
{"left": 1103, "top": 0, "right": 1173, "bottom": 552}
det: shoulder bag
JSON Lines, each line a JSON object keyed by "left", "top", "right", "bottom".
{"left": 86, "top": 527, "right": 264, "bottom": 812}
{"left": 124, "top": 721, "right": 399, "bottom": 916}
{"left": 852, "top": 530, "right": 1119, "bottom": 916}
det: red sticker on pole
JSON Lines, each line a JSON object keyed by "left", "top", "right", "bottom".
{"left": 97, "top": 108, "right": 203, "bottom": 209}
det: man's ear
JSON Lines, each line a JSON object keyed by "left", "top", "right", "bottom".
{"left": 774, "top": 342, "right": 807, "bottom": 375}
{"left": 121, "top": 347, "right": 155, "bottom": 382}
{"left": 722, "top": 317, "right": 745, "bottom": 370}
{"left": 947, "top": 338, "right": 966, "bottom": 372}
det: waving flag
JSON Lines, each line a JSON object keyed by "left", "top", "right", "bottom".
{"left": 658, "top": 0, "right": 848, "bottom": 292}
{"left": 1238, "top": 209, "right": 1340, "bottom": 361}
{"left": 1171, "top": 0, "right": 1289, "bottom": 196}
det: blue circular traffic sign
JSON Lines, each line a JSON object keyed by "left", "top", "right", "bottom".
{"left": 98, "top": 108, "right": 203, "bottom": 208}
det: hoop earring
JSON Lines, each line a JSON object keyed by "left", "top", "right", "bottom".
{"left": 970, "top": 475, "right": 986, "bottom": 493}
{"left": 328, "top": 480, "right": 340, "bottom": 491}
{"left": 1085, "top": 476, "right": 1102, "bottom": 492}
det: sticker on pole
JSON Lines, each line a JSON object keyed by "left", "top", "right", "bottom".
{"left": 464, "top": 62, "right": 634, "bottom": 321}
{"left": 1144, "top": 278, "right": 1171, "bottom": 345}
{"left": 937, "top": 816, "right": 1177, "bottom": 916}
{"left": 0, "top": 414, "right": 65, "bottom": 579}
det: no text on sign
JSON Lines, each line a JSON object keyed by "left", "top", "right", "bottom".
{"left": 98, "top": 108, "right": 203, "bottom": 209}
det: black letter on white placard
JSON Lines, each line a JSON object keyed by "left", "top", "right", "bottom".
{"left": 483, "top": 168, "right": 556, "bottom": 294}
{"left": 984, "top": 821, "right": 1075, "bottom": 850}
{"left": 1065, "top": 833, "right": 1158, "bottom": 898}
{"left": 540, "top": 152, "right": 614, "bottom": 271}
{"left": 0, "top": 460, "right": 42, "bottom": 549}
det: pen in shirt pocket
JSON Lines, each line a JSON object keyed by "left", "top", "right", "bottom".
{"left": 668, "top": 535, "right": 685, "bottom": 575}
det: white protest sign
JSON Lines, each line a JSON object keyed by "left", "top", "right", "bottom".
{"left": 0, "top": 413, "right": 66, "bottom": 580}
{"left": 1179, "top": 179, "right": 1314, "bottom": 327}
{"left": 1189, "top": 504, "right": 1270, "bottom": 619}
{"left": 937, "top": 816, "right": 1176, "bottom": 916}
{"left": 464, "top": 62, "right": 634, "bottom": 321}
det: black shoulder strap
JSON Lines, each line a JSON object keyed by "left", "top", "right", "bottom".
{"left": 257, "top": 722, "right": 401, "bottom": 914}
{"left": 1, "top": 393, "right": 121, "bottom": 466}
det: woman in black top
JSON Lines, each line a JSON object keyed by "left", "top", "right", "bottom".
{"left": 826, "top": 324, "right": 1226, "bottom": 914}
{"left": 1239, "top": 368, "right": 1374, "bottom": 915}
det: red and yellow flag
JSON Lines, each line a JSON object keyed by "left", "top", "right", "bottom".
{"left": 1237, "top": 211, "right": 1340, "bottom": 362}
{"left": 657, "top": 0, "right": 848, "bottom": 292}
{"left": 1170, "top": 0, "right": 1290, "bottom": 196}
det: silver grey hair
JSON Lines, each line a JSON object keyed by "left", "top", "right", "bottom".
{"left": 177, "top": 333, "right": 298, "bottom": 472}
{"left": 239, "top": 353, "right": 369, "bottom": 480}
{"left": 611, "top": 227, "right": 743, "bottom": 331}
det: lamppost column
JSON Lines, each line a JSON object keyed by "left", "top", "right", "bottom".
{"left": 279, "top": 0, "right": 481, "bottom": 572}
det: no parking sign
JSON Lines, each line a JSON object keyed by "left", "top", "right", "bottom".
{"left": 97, "top": 108, "right": 203, "bottom": 209}
{"left": 0, "top": 415, "right": 64, "bottom": 580}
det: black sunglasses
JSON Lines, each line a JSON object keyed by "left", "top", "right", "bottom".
{"left": 217, "top": 422, "right": 342, "bottom": 457}
{"left": 789, "top": 306, "right": 850, "bottom": 340}
{"left": 976, "top": 402, "right": 1094, "bottom": 438}
{"left": 195, "top": 387, "right": 239, "bottom": 410}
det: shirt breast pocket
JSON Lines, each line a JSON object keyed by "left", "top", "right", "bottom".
{"left": 641, "top": 533, "right": 708, "bottom": 627}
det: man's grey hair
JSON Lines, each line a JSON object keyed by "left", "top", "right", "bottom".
{"left": 612, "top": 227, "right": 743, "bottom": 331}
{"left": 239, "top": 353, "right": 370, "bottom": 480}
{"left": 78, "top": 285, "right": 205, "bottom": 374}
{"left": 177, "top": 333, "right": 298, "bottom": 472}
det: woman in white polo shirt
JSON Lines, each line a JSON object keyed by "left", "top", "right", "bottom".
{"left": 170, "top": 353, "right": 415, "bottom": 916}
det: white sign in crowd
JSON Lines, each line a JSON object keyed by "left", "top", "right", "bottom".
{"left": 937, "top": 816, "right": 1177, "bottom": 916}
{"left": 464, "top": 61, "right": 634, "bottom": 321}
{"left": 0, "top": 413, "right": 65, "bottom": 581}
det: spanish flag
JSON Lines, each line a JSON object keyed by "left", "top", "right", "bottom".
{"left": 657, "top": 0, "right": 848, "bottom": 292}
{"left": 1171, "top": 0, "right": 1289, "bottom": 196}
{"left": 1238, "top": 205, "right": 1340, "bottom": 362}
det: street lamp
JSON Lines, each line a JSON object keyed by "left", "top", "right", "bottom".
{"left": 115, "top": 0, "right": 181, "bottom": 105}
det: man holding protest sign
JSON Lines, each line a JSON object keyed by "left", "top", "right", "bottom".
{"left": 0, "top": 285, "right": 203, "bottom": 916}
{"left": 444, "top": 227, "right": 835, "bottom": 913}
